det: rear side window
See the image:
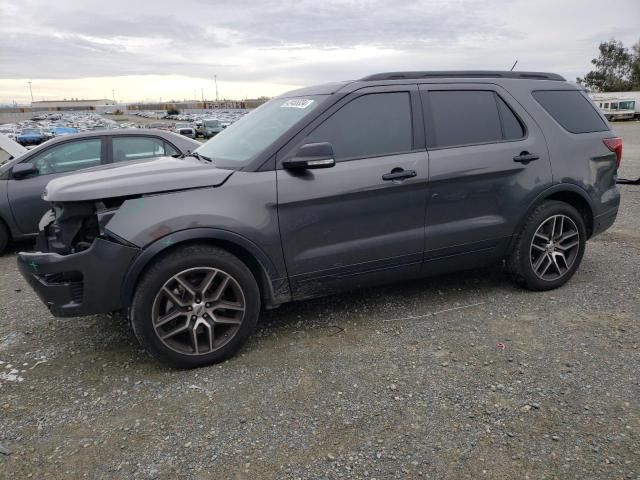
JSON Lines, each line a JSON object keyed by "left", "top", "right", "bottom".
{"left": 532, "top": 90, "right": 608, "bottom": 134}
{"left": 306, "top": 92, "right": 413, "bottom": 160}
{"left": 424, "top": 91, "right": 524, "bottom": 148}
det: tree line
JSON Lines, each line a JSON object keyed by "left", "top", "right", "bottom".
{"left": 577, "top": 39, "right": 640, "bottom": 92}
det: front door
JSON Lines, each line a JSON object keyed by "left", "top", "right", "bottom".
{"left": 277, "top": 87, "right": 429, "bottom": 297}
{"left": 7, "top": 137, "right": 104, "bottom": 234}
{"left": 419, "top": 84, "right": 553, "bottom": 269}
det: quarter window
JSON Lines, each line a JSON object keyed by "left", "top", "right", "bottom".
{"left": 30, "top": 139, "right": 102, "bottom": 175}
{"left": 532, "top": 90, "right": 608, "bottom": 134}
{"left": 306, "top": 92, "right": 413, "bottom": 161}
{"left": 112, "top": 137, "right": 173, "bottom": 163}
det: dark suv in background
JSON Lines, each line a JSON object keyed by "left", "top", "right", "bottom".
{"left": 18, "top": 71, "right": 621, "bottom": 368}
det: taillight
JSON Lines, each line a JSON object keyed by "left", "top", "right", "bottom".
{"left": 603, "top": 137, "right": 623, "bottom": 169}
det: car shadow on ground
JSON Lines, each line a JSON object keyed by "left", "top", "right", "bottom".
{"left": 3, "top": 238, "right": 517, "bottom": 366}
{"left": 91, "top": 262, "right": 515, "bottom": 367}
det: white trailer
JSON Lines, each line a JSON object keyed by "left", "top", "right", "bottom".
{"left": 589, "top": 92, "right": 640, "bottom": 121}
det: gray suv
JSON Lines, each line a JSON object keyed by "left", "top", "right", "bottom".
{"left": 18, "top": 71, "right": 622, "bottom": 368}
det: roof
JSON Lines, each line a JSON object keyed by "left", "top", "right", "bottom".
{"left": 278, "top": 71, "right": 567, "bottom": 99}
{"left": 360, "top": 71, "right": 565, "bottom": 81}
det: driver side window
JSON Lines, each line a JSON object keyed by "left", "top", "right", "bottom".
{"left": 30, "top": 139, "right": 103, "bottom": 175}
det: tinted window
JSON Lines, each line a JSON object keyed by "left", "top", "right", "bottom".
{"left": 306, "top": 92, "right": 412, "bottom": 160}
{"left": 497, "top": 97, "right": 525, "bottom": 139}
{"left": 30, "top": 139, "right": 102, "bottom": 175}
{"left": 112, "top": 137, "right": 169, "bottom": 163}
{"left": 426, "top": 91, "right": 502, "bottom": 148}
{"left": 532, "top": 90, "right": 608, "bottom": 133}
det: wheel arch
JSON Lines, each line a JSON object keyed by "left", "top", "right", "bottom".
{"left": 510, "top": 184, "right": 595, "bottom": 252}
{"left": 120, "top": 228, "right": 291, "bottom": 312}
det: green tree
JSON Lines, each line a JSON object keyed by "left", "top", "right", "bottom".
{"left": 577, "top": 39, "right": 633, "bottom": 92}
{"left": 630, "top": 41, "right": 640, "bottom": 89}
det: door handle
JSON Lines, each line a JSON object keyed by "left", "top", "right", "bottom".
{"left": 513, "top": 152, "right": 540, "bottom": 163}
{"left": 382, "top": 168, "right": 417, "bottom": 181}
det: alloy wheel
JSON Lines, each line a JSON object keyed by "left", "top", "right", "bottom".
{"left": 151, "top": 267, "right": 246, "bottom": 355}
{"left": 529, "top": 214, "right": 581, "bottom": 282}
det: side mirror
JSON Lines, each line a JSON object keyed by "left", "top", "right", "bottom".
{"left": 12, "top": 162, "right": 38, "bottom": 179}
{"left": 282, "top": 142, "right": 335, "bottom": 170}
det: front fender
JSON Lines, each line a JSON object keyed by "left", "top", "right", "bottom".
{"left": 120, "top": 227, "right": 290, "bottom": 309}
{"left": 109, "top": 171, "right": 289, "bottom": 309}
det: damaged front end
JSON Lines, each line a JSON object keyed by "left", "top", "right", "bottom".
{"left": 18, "top": 199, "right": 140, "bottom": 318}
{"left": 36, "top": 199, "right": 128, "bottom": 254}
{"left": 17, "top": 155, "right": 235, "bottom": 318}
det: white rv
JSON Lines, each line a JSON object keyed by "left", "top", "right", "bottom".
{"left": 590, "top": 92, "right": 640, "bottom": 121}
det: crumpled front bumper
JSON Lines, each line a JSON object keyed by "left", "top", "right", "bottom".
{"left": 17, "top": 238, "right": 139, "bottom": 318}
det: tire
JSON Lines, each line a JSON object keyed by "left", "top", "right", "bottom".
{"left": 507, "top": 201, "right": 586, "bottom": 291}
{"left": 0, "top": 221, "right": 9, "bottom": 254}
{"left": 131, "top": 245, "right": 260, "bottom": 368}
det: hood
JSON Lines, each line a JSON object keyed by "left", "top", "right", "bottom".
{"left": 43, "top": 156, "right": 234, "bottom": 202}
{"left": 0, "top": 133, "right": 28, "bottom": 159}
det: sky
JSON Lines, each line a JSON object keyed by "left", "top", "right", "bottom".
{"left": 0, "top": 0, "right": 638, "bottom": 104}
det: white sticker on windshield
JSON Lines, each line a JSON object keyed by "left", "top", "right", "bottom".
{"left": 281, "top": 99, "right": 315, "bottom": 109}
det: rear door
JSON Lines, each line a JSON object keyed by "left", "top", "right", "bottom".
{"left": 420, "top": 84, "right": 552, "bottom": 269}
{"left": 7, "top": 137, "right": 105, "bottom": 234}
{"left": 277, "top": 85, "right": 428, "bottom": 296}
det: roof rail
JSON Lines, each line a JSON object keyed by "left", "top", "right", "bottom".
{"left": 359, "top": 71, "right": 566, "bottom": 82}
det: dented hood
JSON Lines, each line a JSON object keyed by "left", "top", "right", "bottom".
{"left": 43, "top": 156, "right": 234, "bottom": 202}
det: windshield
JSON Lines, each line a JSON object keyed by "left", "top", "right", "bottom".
{"left": 22, "top": 129, "right": 38, "bottom": 134}
{"left": 196, "top": 95, "right": 325, "bottom": 168}
{"left": 204, "top": 119, "right": 220, "bottom": 127}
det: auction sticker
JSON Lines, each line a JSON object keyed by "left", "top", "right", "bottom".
{"left": 281, "top": 99, "right": 315, "bottom": 109}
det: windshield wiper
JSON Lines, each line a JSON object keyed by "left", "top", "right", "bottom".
{"left": 186, "top": 151, "right": 214, "bottom": 163}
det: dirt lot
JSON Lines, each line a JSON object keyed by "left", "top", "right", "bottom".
{"left": 1, "top": 123, "right": 639, "bottom": 479}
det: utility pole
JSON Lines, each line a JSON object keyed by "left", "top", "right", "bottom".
{"left": 201, "top": 88, "right": 204, "bottom": 102}
{"left": 112, "top": 89, "right": 116, "bottom": 103}
{"left": 28, "top": 81, "right": 34, "bottom": 104}
{"left": 214, "top": 75, "right": 219, "bottom": 102}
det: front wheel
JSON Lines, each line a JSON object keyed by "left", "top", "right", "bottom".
{"left": 507, "top": 201, "right": 586, "bottom": 291}
{"left": 131, "top": 245, "right": 260, "bottom": 368}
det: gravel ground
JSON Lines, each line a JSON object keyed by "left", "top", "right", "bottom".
{"left": 0, "top": 123, "right": 639, "bottom": 479}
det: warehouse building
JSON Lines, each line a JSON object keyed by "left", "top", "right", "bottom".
{"left": 31, "top": 98, "right": 116, "bottom": 111}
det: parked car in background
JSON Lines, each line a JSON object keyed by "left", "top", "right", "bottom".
{"left": 0, "top": 129, "right": 199, "bottom": 252}
{"left": 173, "top": 123, "right": 197, "bottom": 139}
{"left": 201, "top": 118, "right": 225, "bottom": 138}
{"left": 50, "top": 126, "right": 79, "bottom": 137}
{"left": 0, "top": 133, "right": 28, "bottom": 165}
{"left": 145, "top": 122, "right": 172, "bottom": 131}
{"left": 17, "top": 70, "right": 621, "bottom": 368}
{"left": 16, "top": 128, "right": 46, "bottom": 146}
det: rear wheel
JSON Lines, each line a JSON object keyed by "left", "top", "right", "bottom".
{"left": 507, "top": 201, "right": 586, "bottom": 291}
{"left": 131, "top": 245, "right": 260, "bottom": 368}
